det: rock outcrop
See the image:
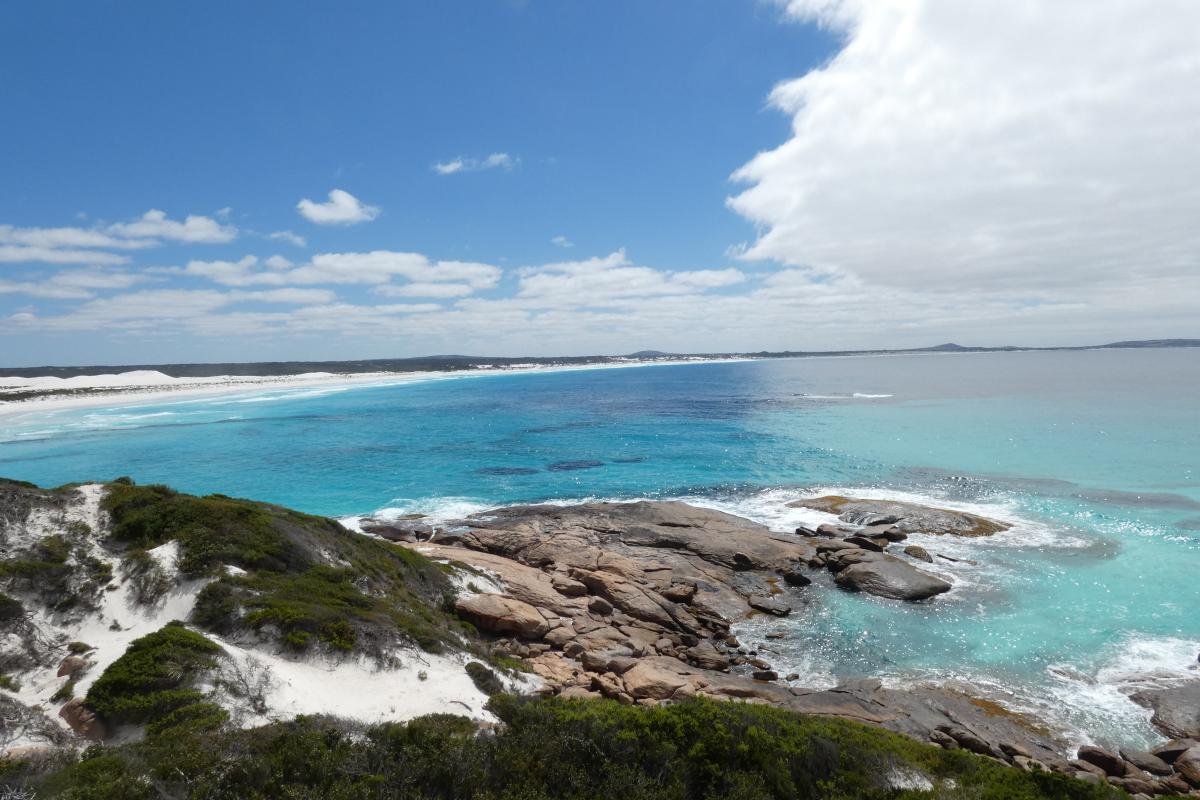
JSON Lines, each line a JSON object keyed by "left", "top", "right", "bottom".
{"left": 791, "top": 496, "right": 1010, "bottom": 537}
{"left": 1132, "top": 680, "right": 1200, "bottom": 740}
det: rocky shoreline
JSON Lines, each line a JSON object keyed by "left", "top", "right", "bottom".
{"left": 364, "top": 496, "right": 1200, "bottom": 797}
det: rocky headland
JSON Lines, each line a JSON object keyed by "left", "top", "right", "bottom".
{"left": 372, "top": 496, "right": 1200, "bottom": 797}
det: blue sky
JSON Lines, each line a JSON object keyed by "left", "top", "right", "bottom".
{"left": 2, "top": 1, "right": 1197, "bottom": 365}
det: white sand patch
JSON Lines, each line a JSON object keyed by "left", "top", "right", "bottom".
{"left": 210, "top": 638, "right": 496, "bottom": 726}
{"left": 8, "top": 484, "right": 210, "bottom": 724}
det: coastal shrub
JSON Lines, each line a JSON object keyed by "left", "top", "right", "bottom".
{"left": 84, "top": 622, "right": 221, "bottom": 725}
{"left": 67, "top": 642, "right": 94, "bottom": 654}
{"left": 10, "top": 696, "right": 1125, "bottom": 800}
{"left": 464, "top": 661, "right": 504, "bottom": 696}
{"left": 102, "top": 483, "right": 304, "bottom": 575}
{"left": 0, "top": 536, "right": 83, "bottom": 611}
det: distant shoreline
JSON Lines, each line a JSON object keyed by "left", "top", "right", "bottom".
{"left": 0, "top": 357, "right": 752, "bottom": 418}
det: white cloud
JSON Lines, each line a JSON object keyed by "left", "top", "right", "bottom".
{"left": 0, "top": 269, "right": 146, "bottom": 299}
{"left": 731, "top": 0, "right": 1200, "bottom": 301}
{"left": 0, "top": 224, "right": 153, "bottom": 250}
{"left": 286, "top": 251, "right": 501, "bottom": 288}
{"left": 235, "top": 288, "right": 336, "bottom": 304}
{"left": 179, "top": 256, "right": 287, "bottom": 287}
{"left": 296, "top": 189, "right": 380, "bottom": 225}
{"left": 373, "top": 282, "right": 476, "bottom": 298}
{"left": 515, "top": 250, "right": 746, "bottom": 306}
{"left": 433, "top": 152, "right": 517, "bottom": 175}
{"left": 0, "top": 245, "right": 131, "bottom": 266}
{"left": 268, "top": 230, "right": 307, "bottom": 247}
{"left": 550, "top": 235, "right": 573, "bottom": 248}
{"left": 108, "top": 209, "right": 237, "bottom": 243}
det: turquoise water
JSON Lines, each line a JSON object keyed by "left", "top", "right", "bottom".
{"left": 2, "top": 349, "right": 1198, "bottom": 747}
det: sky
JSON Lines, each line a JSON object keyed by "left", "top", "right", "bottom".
{"left": 2, "top": 0, "right": 1198, "bottom": 366}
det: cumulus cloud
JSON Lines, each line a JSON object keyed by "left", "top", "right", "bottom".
{"left": 0, "top": 224, "right": 153, "bottom": 251}
{"left": 286, "top": 251, "right": 501, "bottom": 288}
{"left": 268, "top": 230, "right": 307, "bottom": 247}
{"left": 296, "top": 189, "right": 380, "bottom": 225}
{"left": 0, "top": 245, "right": 131, "bottom": 266}
{"left": 731, "top": 0, "right": 1200, "bottom": 298}
{"left": 433, "top": 153, "right": 517, "bottom": 175}
{"left": 550, "top": 235, "right": 573, "bottom": 248}
{"left": 108, "top": 209, "right": 237, "bottom": 243}
{"left": 516, "top": 250, "right": 746, "bottom": 306}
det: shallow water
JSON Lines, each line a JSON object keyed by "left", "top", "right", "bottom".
{"left": 2, "top": 349, "right": 1198, "bottom": 747}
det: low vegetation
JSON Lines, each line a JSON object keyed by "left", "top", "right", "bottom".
{"left": 84, "top": 622, "right": 222, "bottom": 728}
{"left": 3, "top": 696, "right": 1122, "bottom": 800}
{"left": 102, "top": 480, "right": 474, "bottom": 658}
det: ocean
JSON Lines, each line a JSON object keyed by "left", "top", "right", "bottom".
{"left": 2, "top": 348, "right": 1197, "bottom": 748}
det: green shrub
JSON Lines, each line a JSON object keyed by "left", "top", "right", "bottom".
{"left": 465, "top": 661, "right": 505, "bottom": 696}
{"left": 0, "top": 674, "right": 19, "bottom": 692}
{"left": 21, "top": 697, "right": 1123, "bottom": 800}
{"left": 102, "top": 483, "right": 302, "bottom": 575}
{"left": 84, "top": 622, "right": 221, "bottom": 725}
{"left": 68, "top": 641, "right": 95, "bottom": 654}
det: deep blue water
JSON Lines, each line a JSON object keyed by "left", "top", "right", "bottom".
{"left": 2, "top": 349, "right": 1198, "bottom": 746}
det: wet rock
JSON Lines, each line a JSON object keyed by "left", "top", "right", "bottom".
{"left": 455, "top": 594, "right": 550, "bottom": 639}
{"left": 780, "top": 566, "right": 812, "bottom": 587}
{"left": 1131, "top": 681, "right": 1200, "bottom": 739}
{"left": 903, "top": 545, "right": 933, "bottom": 563}
{"left": 1120, "top": 748, "right": 1173, "bottom": 776}
{"left": 753, "top": 669, "right": 779, "bottom": 682}
{"left": 791, "top": 496, "right": 1010, "bottom": 537}
{"left": 1077, "top": 746, "right": 1126, "bottom": 777}
{"left": 748, "top": 594, "right": 791, "bottom": 616}
{"left": 360, "top": 518, "right": 433, "bottom": 542}
{"left": 834, "top": 555, "right": 952, "bottom": 601}
{"left": 843, "top": 535, "right": 886, "bottom": 552}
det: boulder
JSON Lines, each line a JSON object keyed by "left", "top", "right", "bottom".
{"left": 780, "top": 567, "right": 812, "bottom": 587}
{"left": 748, "top": 594, "right": 791, "bottom": 616}
{"left": 1119, "top": 749, "right": 1173, "bottom": 776}
{"left": 843, "top": 535, "right": 886, "bottom": 552}
{"left": 685, "top": 641, "right": 730, "bottom": 671}
{"left": 455, "top": 593, "right": 549, "bottom": 639}
{"left": 360, "top": 517, "right": 433, "bottom": 542}
{"left": 587, "top": 596, "right": 614, "bottom": 615}
{"left": 551, "top": 574, "right": 588, "bottom": 597}
{"left": 791, "top": 496, "right": 1009, "bottom": 537}
{"left": 661, "top": 583, "right": 697, "bottom": 603}
{"left": 622, "top": 659, "right": 694, "bottom": 700}
{"left": 1077, "top": 746, "right": 1126, "bottom": 777}
{"left": 1131, "top": 681, "right": 1200, "bottom": 740}
{"left": 834, "top": 556, "right": 952, "bottom": 601}
{"left": 59, "top": 698, "right": 107, "bottom": 740}
{"left": 753, "top": 670, "right": 778, "bottom": 682}
{"left": 903, "top": 545, "right": 933, "bottom": 563}
{"left": 56, "top": 655, "right": 89, "bottom": 677}
{"left": 1152, "top": 739, "right": 1199, "bottom": 764}
{"left": 1175, "top": 746, "right": 1200, "bottom": 786}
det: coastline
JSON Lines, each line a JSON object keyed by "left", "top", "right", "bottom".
{"left": 0, "top": 357, "right": 753, "bottom": 421}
